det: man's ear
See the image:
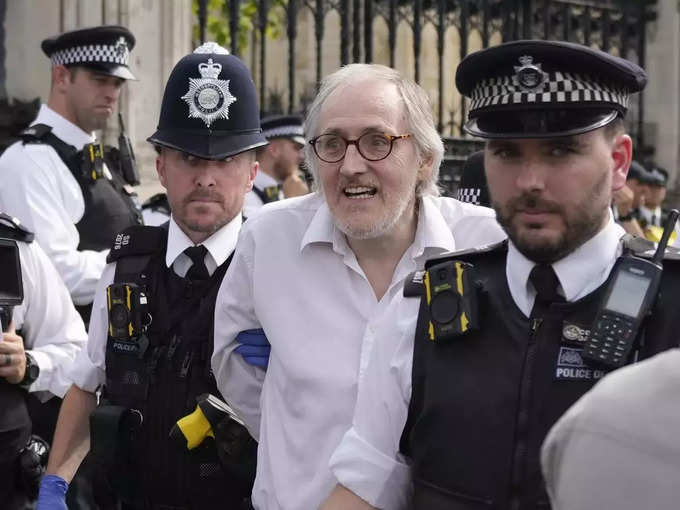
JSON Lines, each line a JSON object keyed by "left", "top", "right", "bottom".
{"left": 247, "top": 160, "right": 258, "bottom": 191}
{"left": 52, "top": 65, "right": 71, "bottom": 92}
{"left": 611, "top": 133, "right": 633, "bottom": 192}
{"left": 416, "top": 153, "right": 434, "bottom": 188}
{"left": 156, "top": 151, "right": 168, "bottom": 190}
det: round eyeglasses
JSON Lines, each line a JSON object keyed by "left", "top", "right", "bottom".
{"left": 308, "top": 132, "right": 411, "bottom": 163}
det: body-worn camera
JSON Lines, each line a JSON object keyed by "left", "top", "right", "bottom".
{"left": 81, "top": 142, "right": 105, "bottom": 181}
{"left": 107, "top": 282, "right": 149, "bottom": 340}
{"left": 424, "top": 259, "right": 480, "bottom": 342}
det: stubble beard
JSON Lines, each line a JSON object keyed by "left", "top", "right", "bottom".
{"left": 493, "top": 174, "right": 610, "bottom": 264}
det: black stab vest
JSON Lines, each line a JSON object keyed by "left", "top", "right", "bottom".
{"left": 20, "top": 124, "right": 142, "bottom": 251}
{"left": 103, "top": 225, "right": 251, "bottom": 508}
{"left": 401, "top": 244, "right": 680, "bottom": 510}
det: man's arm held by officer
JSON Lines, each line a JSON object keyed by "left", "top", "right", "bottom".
{"left": 320, "top": 485, "right": 376, "bottom": 510}
{"left": 44, "top": 384, "right": 96, "bottom": 482}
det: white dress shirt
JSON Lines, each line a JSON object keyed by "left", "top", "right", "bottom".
{"left": 329, "top": 217, "right": 625, "bottom": 509}
{"left": 243, "top": 171, "right": 283, "bottom": 218}
{"left": 0, "top": 105, "right": 108, "bottom": 305}
{"left": 542, "top": 348, "right": 680, "bottom": 510}
{"left": 211, "top": 192, "right": 506, "bottom": 510}
{"left": 68, "top": 215, "right": 241, "bottom": 392}
{"left": 7, "top": 240, "right": 88, "bottom": 399}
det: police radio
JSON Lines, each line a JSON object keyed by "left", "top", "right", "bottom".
{"left": 423, "top": 259, "right": 480, "bottom": 342}
{"left": 118, "top": 113, "right": 140, "bottom": 185}
{"left": 106, "top": 283, "right": 149, "bottom": 341}
{"left": 81, "top": 142, "right": 105, "bottom": 181}
{"left": 583, "top": 209, "right": 679, "bottom": 369}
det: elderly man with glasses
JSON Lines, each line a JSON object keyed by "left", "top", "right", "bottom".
{"left": 211, "top": 63, "right": 506, "bottom": 510}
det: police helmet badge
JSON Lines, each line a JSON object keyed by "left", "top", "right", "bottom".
{"left": 181, "top": 56, "right": 237, "bottom": 128}
{"left": 114, "top": 36, "right": 128, "bottom": 58}
{"left": 513, "top": 55, "right": 547, "bottom": 92}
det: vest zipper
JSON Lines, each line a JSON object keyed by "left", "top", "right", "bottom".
{"left": 510, "top": 317, "right": 542, "bottom": 510}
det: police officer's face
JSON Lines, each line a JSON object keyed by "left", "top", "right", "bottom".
{"left": 156, "top": 148, "right": 257, "bottom": 243}
{"left": 485, "top": 128, "right": 631, "bottom": 263}
{"left": 269, "top": 138, "right": 304, "bottom": 181}
{"left": 646, "top": 185, "right": 666, "bottom": 209}
{"left": 315, "top": 79, "right": 428, "bottom": 240}
{"left": 61, "top": 67, "right": 124, "bottom": 132}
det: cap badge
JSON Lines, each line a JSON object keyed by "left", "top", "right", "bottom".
{"left": 114, "top": 36, "right": 128, "bottom": 58}
{"left": 181, "top": 58, "right": 237, "bottom": 128}
{"left": 514, "top": 55, "right": 547, "bottom": 92}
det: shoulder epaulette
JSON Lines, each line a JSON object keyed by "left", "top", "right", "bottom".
{"left": 106, "top": 224, "right": 167, "bottom": 263}
{"left": 424, "top": 239, "right": 507, "bottom": 270}
{"left": 0, "top": 213, "right": 34, "bottom": 242}
{"left": 404, "top": 270, "right": 426, "bottom": 297}
{"left": 621, "top": 234, "right": 680, "bottom": 262}
{"left": 19, "top": 123, "right": 53, "bottom": 142}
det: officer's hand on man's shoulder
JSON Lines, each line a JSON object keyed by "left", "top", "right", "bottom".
{"left": 0, "top": 324, "right": 27, "bottom": 384}
{"left": 235, "top": 329, "right": 270, "bottom": 369}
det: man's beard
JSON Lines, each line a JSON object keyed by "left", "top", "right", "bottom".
{"left": 177, "top": 189, "right": 231, "bottom": 234}
{"left": 493, "top": 178, "right": 609, "bottom": 263}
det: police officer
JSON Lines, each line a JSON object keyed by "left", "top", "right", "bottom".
{"left": 242, "top": 114, "right": 308, "bottom": 217}
{"left": 0, "top": 25, "right": 142, "bottom": 316}
{"left": 322, "top": 40, "right": 680, "bottom": 510}
{"left": 0, "top": 214, "right": 87, "bottom": 510}
{"left": 455, "top": 151, "right": 490, "bottom": 207}
{"left": 37, "top": 42, "right": 266, "bottom": 510}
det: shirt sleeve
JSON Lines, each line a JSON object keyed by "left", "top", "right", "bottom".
{"left": 211, "top": 225, "right": 266, "bottom": 439}
{"left": 13, "top": 241, "right": 88, "bottom": 399}
{"left": 67, "top": 263, "right": 115, "bottom": 393}
{"left": 0, "top": 144, "right": 107, "bottom": 305}
{"left": 329, "top": 295, "right": 419, "bottom": 510}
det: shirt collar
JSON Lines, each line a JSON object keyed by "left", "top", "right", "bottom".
{"left": 34, "top": 104, "right": 95, "bottom": 148}
{"left": 166, "top": 214, "right": 242, "bottom": 269}
{"left": 300, "top": 194, "right": 457, "bottom": 260}
{"left": 507, "top": 214, "right": 624, "bottom": 317}
{"left": 409, "top": 195, "right": 457, "bottom": 259}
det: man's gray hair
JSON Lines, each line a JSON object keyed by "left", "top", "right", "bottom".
{"left": 303, "top": 63, "right": 444, "bottom": 197}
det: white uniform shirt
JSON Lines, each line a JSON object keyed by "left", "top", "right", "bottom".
{"left": 0, "top": 104, "right": 107, "bottom": 305}
{"left": 328, "top": 217, "right": 625, "bottom": 509}
{"left": 542, "top": 348, "right": 680, "bottom": 510}
{"left": 243, "top": 171, "right": 282, "bottom": 218}
{"left": 6, "top": 241, "right": 87, "bottom": 399}
{"left": 211, "top": 192, "right": 506, "bottom": 510}
{"left": 68, "top": 215, "right": 241, "bottom": 392}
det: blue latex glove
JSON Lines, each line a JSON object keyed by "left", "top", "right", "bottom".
{"left": 235, "top": 329, "right": 270, "bottom": 369}
{"left": 36, "top": 474, "right": 68, "bottom": 510}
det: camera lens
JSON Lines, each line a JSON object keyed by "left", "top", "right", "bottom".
{"left": 110, "top": 304, "right": 129, "bottom": 328}
{"left": 431, "top": 291, "right": 460, "bottom": 324}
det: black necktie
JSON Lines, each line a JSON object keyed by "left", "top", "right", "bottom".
{"left": 529, "top": 264, "right": 564, "bottom": 316}
{"left": 184, "top": 245, "right": 209, "bottom": 281}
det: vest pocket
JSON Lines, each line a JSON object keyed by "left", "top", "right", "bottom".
{"left": 413, "top": 478, "right": 494, "bottom": 509}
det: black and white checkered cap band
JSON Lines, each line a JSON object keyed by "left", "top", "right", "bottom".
{"left": 456, "top": 188, "right": 481, "bottom": 205}
{"left": 262, "top": 124, "right": 304, "bottom": 139}
{"left": 469, "top": 71, "right": 629, "bottom": 113}
{"left": 51, "top": 42, "right": 130, "bottom": 67}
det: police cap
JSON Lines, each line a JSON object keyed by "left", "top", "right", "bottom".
{"left": 41, "top": 25, "right": 136, "bottom": 80}
{"left": 456, "top": 151, "right": 490, "bottom": 208}
{"left": 261, "top": 114, "right": 305, "bottom": 146}
{"left": 627, "top": 160, "right": 647, "bottom": 182}
{"left": 456, "top": 40, "right": 647, "bottom": 139}
{"left": 643, "top": 164, "right": 668, "bottom": 188}
{"left": 148, "top": 42, "right": 267, "bottom": 160}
